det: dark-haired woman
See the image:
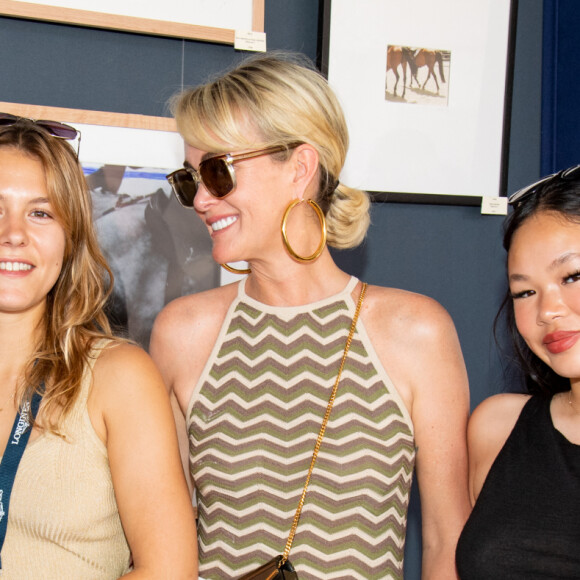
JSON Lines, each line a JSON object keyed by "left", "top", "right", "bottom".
{"left": 456, "top": 165, "right": 580, "bottom": 578}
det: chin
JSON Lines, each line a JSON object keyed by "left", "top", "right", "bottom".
{"left": 546, "top": 361, "right": 580, "bottom": 383}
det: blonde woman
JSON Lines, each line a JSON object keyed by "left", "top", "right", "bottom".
{"left": 0, "top": 115, "right": 197, "bottom": 579}
{"left": 152, "top": 53, "right": 470, "bottom": 579}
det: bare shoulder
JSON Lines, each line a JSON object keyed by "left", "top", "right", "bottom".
{"left": 468, "top": 392, "right": 531, "bottom": 450}
{"left": 152, "top": 283, "right": 238, "bottom": 346}
{"left": 362, "top": 284, "right": 457, "bottom": 343}
{"left": 92, "top": 341, "right": 163, "bottom": 397}
{"left": 87, "top": 341, "right": 171, "bottom": 443}
{"left": 150, "top": 282, "right": 239, "bottom": 408}
{"left": 151, "top": 283, "right": 238, "bottom": 363}
{"left": 363, "top": 284, "right": 455, "bottom": 326}
{"left": 360, "top": 284, "right": 468, "bottom": 417}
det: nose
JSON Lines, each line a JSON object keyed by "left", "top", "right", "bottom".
{"left": 193, "top": 183, "right": 218, "bottom": 213}
{"left": 0, "top": 212, "right": 28, "bottom": 247}
{"left": 537, "top": 287, "right": 567, "bottom": 324}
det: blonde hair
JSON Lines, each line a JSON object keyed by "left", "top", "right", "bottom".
{"left": 171, "top": 52, "right": 370, "bottom": 248}
{"left": 0, "top": 122, "right": 119, "bottom": 435}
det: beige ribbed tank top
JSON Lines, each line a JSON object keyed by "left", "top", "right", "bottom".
{"left": 0, "top": 340, "right": 131, "bottom": 579}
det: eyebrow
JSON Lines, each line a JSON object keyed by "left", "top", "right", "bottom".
{"left": 201, "top": 151, "right": 225, "bottom": 163}
{"left": 0, "top": 195, "right": 51, "bottom": 204}
{"left": 509, "top": 252, "right": 580, "bottom": 283}
{"left": 550, "top": 251, "right": 580, "bottom": 270}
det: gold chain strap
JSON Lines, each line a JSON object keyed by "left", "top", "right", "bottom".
{"left": 281, "top": 282, "right": 368, "bottom": 563}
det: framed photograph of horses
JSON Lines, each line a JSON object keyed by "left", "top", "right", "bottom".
{"left": 386, "top": 46, "right": 451, "bottom": 106}
{"left": 0, "top": 0, "right": 265, "bottom": 44}
{"left": 0, "top": 101, "right": 220, "bottom": 348}
{"left": 322, "top": 0, "right": 517, "bottom": 203}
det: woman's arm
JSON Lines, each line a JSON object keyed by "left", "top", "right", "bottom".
{"left": 90, "top": 343, "right": 198, "bottom": 579}
{"left": 406, "top": 299, "right": 470, "bottom": 580}
{"left": 364, "top": 287, "right": 470, "bottom": 580}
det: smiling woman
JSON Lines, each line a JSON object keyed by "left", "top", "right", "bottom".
{"left": 509, "top": 213, "right": 580, "bottom": 366}
{"left": 456, "top": 166, "right": 580, "bottom": 579}
{"left": 0, "top": 118, "right": 198, "bottom": 579}
{"left": 0, "top": 150, "right": 65, "bottom": 315}
{"left": 152, "top": 52, "right": 471, "bottom": 580}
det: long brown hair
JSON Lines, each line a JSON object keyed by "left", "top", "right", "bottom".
{"left": 0, "top": 120, "right": 118, "bottom": 434}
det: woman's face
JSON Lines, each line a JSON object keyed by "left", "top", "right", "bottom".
{"left": 508, "top": 210, "right": 580, "bottom": 382}
{"left": 186, "top": 142, "right": 296, "bottom": 267}
{"left": 0, "top": 148, "right": 66, "bottom": 318}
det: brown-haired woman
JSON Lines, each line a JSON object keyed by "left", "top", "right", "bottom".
{"left": 0, "top": 115, "right": 197, "bottom": 579}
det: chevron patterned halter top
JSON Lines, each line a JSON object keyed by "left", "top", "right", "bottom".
{"left": 187, "top": 277, "right": 416, "bottom": 579}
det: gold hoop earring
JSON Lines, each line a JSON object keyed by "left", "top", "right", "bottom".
{"left": 281, "top": 199, "right": 327, "bottom": 263}
{"left": 220, "top": 263, "right": 251, "bottom": 275}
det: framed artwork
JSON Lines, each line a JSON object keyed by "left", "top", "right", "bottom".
{"left": 321, "top": 0, "right": 518, "bottom": 203}
{"left": 0, "top": 0, "right": 265, "bottom": 44}
{"left": 1, "top": 102, "right": 220, "bottom": 347}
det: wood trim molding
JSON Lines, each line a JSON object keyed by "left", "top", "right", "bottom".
{"left": 0, "top": 101, "right": 177, "bottom": 131}
{"left": 0, "top": 0, "right": 265, "bottom": 43}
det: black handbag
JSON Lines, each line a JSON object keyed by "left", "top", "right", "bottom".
{"left": 237, "top": 555, "right": 298, "bottom": 580}
{"left": 236, "top": 284, "right": 367, "bottom": 580}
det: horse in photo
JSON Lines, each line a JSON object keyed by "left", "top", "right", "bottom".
{"left": 86, "top": 164, "right": 219, "bottom": 348}
{"left": 404, "top": 48, "right": 446, "bottom": 94}
{"left": 386, "top": 45, "right": 407, "bottom": 98}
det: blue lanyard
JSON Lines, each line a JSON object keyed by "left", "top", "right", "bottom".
{"left": 0, "top": 390, "right": 42, "bottom": 569}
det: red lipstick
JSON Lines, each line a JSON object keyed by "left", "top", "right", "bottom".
{"left": 543, "top": 331, "right": 580, "bottom": 354}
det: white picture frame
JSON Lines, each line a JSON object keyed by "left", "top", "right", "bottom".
{"left": 324, "top": 0, "right": 517, "bottom": 201}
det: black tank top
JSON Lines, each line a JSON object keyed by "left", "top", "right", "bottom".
{"left": 456, "top": 395, "right": 580, "bottom": 579}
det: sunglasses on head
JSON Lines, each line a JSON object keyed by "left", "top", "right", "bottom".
{"left": 166, "top": 143, "right": 301, "bottom": 208}
{"left": 0, "top": 112, "right": 81, "bottom": 156}
{"left": 508, "top": 164, "right": 580, "bottom": 205}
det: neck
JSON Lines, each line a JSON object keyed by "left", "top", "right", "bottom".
{"left": 244, "top": 252, "right": 352, "bottom": 307}
{"left": 568, "top": 388, "right": 580, "bottom": 414}
{"left": 0, "top": 310, "right": 44, "bottom": 388}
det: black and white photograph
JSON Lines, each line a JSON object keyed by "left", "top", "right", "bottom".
{"left": 85, "top": 163, "right": 218, "bottom": 347}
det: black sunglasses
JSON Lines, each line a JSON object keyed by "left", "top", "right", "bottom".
{"left": 508, "top": 164, "right": 580, "bottom": 205}
{"left": 0, "top": 112, "right": 81, "bottom": 156}
{"left": 166, "top": 143, "right": 301, "bottom": 208}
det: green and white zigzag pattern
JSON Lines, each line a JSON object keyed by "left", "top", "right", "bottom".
{"left": 190, "top": 295, "right": 415, "bottom": 580}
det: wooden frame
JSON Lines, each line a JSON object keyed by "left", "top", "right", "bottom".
{"left": 0, "top": 0, "right": 265, "bottom": 44}
{"left": 0, "top": 101, "right": 176, "bottom": 131}
{"left": 321, "top": 0, "right": 518, "bottom": 204}
{"left": 0, "top": 101, "right": 181, "bottom": 171}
